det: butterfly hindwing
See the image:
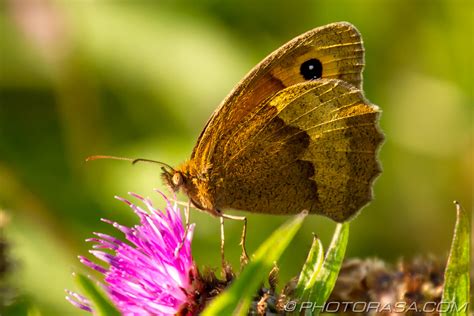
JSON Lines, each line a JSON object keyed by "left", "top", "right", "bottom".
{"left": 210, "top": 79, "right": 383, "bottom": 221}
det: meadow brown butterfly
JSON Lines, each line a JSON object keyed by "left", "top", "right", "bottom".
{"left": 89, "top": 22, "right": 383, "bottom": 262}
{"left": 162, "top": 22, "right": 383, "bottom": 222}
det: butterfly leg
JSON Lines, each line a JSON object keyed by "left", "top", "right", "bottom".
{"left": 221, "top": 213, "right": 249, "bottom": 267}
{"left": 219, "top": 216, "right": 227, "bottom": 271}
{"left": 174, "top": 200, "right": 191, "bottom": 257}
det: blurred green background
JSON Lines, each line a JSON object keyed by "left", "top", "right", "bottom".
{"left": 1, "top": 0, "right": 472, "bottom": 314}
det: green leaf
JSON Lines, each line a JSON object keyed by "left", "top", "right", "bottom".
{"left": 73, "top": 272, "right": 121, "bottom": 316}
{"left": 307, "top": 222, "right": 349, "bottom": 316}
{"left": 441, "top": 202, "right": 471, "bottom": 316}
{"left": 202, "top": 211, "right": 308, "bottom": 316}
{"left": 294, "top": 235, "right": 324, "bottom": 299}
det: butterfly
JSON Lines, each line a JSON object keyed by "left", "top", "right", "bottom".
{"left": 162, "top": 22, "right": 383, "bottom": 224}
{"left": 89, "top": 22, "right": 383, "bottom": 264}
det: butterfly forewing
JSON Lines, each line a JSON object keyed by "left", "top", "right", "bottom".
{"left": 191, "top": 22, "right": 364, "bottom": 170}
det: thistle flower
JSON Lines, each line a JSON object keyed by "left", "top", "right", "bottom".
{"left": 67, "top": 191, "right": 200, "bottom": 315}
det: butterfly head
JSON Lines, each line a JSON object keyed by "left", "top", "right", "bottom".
{"left": 161, "top": 162, "right": 216, "bottom": 213}
{"left": 161, "top": 167, "right": 185, "bottom": 192}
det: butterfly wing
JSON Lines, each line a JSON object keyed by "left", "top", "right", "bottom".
{"left": 210, "top": 79, "right": 383, "bottom": 221}
{"left": 191, "top": 22, "right": 365, "bottom": 170}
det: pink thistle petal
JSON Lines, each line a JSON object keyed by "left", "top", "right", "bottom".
{"left": 93, "top": 232, "right": 125, "bottom": 246}
{"left": 79, "top": 256, "right": 107, "bottom": 274}
{"left": 65, "top": 295, "right": 92, "bottom": 312}
{"left": 65, "top": 289, "right": 90, "bottom": 306}
{"left": 87, "top": 237, "right": 119, "bottom": 250}
{"left": 90, "top": 250, "right": 115, "bottom": 264}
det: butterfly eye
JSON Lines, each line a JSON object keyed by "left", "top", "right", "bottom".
{"left": 172, "top": 172, "right": 183, "bottom": 186}
{"left": 300, "top": 58, "right": 323, "bottom": 80}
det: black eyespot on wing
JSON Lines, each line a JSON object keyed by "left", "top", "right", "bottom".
{"left": 300, "top": 59, "right": 323, "bottom": 80}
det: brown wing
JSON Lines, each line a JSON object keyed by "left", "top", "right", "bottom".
{"left": 210, "top": 79, "right": 383, "bottom": 222}
{"left": 191, "top": 22, "right": 365, "bottom": 171}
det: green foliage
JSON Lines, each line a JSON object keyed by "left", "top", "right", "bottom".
{"left": 202, "top": 211, "right": 307, "bottom": 316}
{"left": 294, "top": 223, "right": 349, "bottom": 316}
{"left": 441, "top": 202, "right": 471, "bottom": 316}
{"left": 294, "top": 235, "right": 324, "bottom": 299}
{"left": 73, "top": 273, "right": 121, "bottom": 316}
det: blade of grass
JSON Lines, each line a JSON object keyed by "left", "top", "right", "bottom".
{"left": 307, "top": 222, "right": 349, "bottom": 316}
{"left": 441, "top": 202, "right": 470, "bottom": 315}
{"left": 294, "top": 235, "right": 324, "bottom": 299}
{"left": 73, "top": 273, "right": 121, "bottom": 316}
{"left": 202, "top": 211, "right": 308, "bottom": 316}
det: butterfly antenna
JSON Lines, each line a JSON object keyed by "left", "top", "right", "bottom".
{"left": 131, "top": 158, "right": 175, "bottom": 171}
{"left": 86, "top": 155, "right": 175, "bottom": 171}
